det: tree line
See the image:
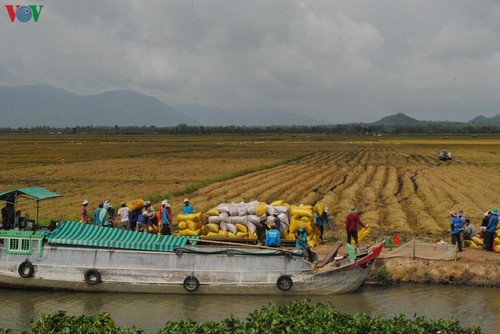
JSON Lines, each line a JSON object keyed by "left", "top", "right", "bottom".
{"left": 0, "top": 122, "right": 499, "bottom": 135}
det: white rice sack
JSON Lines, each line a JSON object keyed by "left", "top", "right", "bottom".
{"left": 279, "top": 222, "right": 288, "bottom": 234}
{"left": 266, "top": 215, "right": 275, "bottom": 224}
{"left": 229, "top": 207, "right": 239, "bottom": 216}
{"left": 259, "top": 214, "right": 267, "bottom": 222}
{"left": 229, "top": 215, "right": 248, "bottom": 225}
{"left": 247, "top": 215, "right": 261, "bottom": 225}
{"left": 217, "top": 203, "right": 231, "bottom": 213}
{"left": 208, "top": 216, "right": 223, "bottom": 224}
{"left": 226, "top": 223, "right": 238, "bottom": 235}
{"left": 237, "top": 205, "right": 248, "bottom": 216}
{"left": 245, "top": 221, "right": 256, "bottom": 234}
{"left": 245, "top": 201, "right": 258, "bottom": 215}
{"left": 274, "top": 206, "right": 289, "bottom": 214}
{"left": 219, "top": 221, "right": 228, "bottom": 231}
{"left": 219, "top": 212, "right": 229, "bottom": 222}
{"left": 278, "top": 213, "right": 289, "bottom": 225}
{"left": 267, "top": 205, "right": 288, "bottom": 215}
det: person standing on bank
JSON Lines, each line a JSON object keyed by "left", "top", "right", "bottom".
{"left": 484, "top": 209, "right": 499, "bottom": 251}
{"left": 117, "top": 203, "right": 130, "bottom": 230}
{"left": 81, "top": 200, "right": 89, "bottom": 224}
{"left": 182, "top": 198, "right": 193, "bottom": 214}
{"left": 345, "top": 207, "right": 365, "bottom": 246}
{"left": 161, "top": 201, "right": 172, "bottom": 235}
{"left": 99, "top": 201, "right": 112, "bottom": 227}
{"left": 450, "top": 211, "right": 464, "bottom": 252}
{"left": 93, "top": 202, "right": 103, "bottom": 225}
{"left": 480, "top": 211, "right": 491, "bottom": 237}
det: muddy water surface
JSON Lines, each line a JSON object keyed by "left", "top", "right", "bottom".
{"left": 0, "top": 285, "right": 498, "bottom": 333}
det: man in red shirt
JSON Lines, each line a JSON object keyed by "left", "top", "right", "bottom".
{"left": 345, "top": 207, "right": 365, "bottom": 246}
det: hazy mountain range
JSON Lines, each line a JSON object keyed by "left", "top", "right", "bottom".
{"left": 373, "top": 112, "right": 500, "bottom": 126}
{"left": 0, "top": 85, "right": 322, "bottom": 127}
{"left": 0, "top": 85, "right": 195, "bottom": 127}
{"left": 0, "top": 85, "right": 499, "bottom": 127}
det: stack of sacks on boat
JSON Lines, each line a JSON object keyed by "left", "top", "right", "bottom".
{"left": 176, "top": 212, "right": 204, "bottom": 236}
{"left": 286, "top": 202, "right": 322, "bottom": 248}
{"left": 464, "top": 226, "right": 500, "bottom": 253}
{"left": 204, "top": 201, "right": 263, "bottom": 239}
{"left": 202, "top": 200, "right": 323, "bottom": 247}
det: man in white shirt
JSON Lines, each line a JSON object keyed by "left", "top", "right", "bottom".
{"left": 117, "top": 203, "right": 130, "bottom": 230}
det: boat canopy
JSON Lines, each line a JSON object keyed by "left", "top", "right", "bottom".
{"left": 0, "top": 187, "right": 62, "bottom": 202}
{"left": 42, "top": 221, "right": 197, "bottom": 252}
{"left": 0, "top": 187, "right": 62, "bottom": 227}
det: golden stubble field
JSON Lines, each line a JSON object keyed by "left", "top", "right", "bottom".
{"left": 1, "top": 134, "right": 499, "bottom": 241}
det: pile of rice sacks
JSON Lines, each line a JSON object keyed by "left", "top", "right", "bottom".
{"left": 464, "top": 231, "right": 500, "bottom": 253}
{"left": 176, "top": 200, "right": 323, "bottom": 248}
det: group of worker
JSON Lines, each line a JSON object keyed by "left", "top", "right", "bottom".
{"left": 263, "top": 205, "right": 367, "bottom": 249}
{"left": 80, "top": 198, "right": 194, "bottom": 235}
{"left": 450, "top": 208, "right": 499, "bottom": 251}
{"left": 80, "top": 199, "right": 371, "bottom": 257}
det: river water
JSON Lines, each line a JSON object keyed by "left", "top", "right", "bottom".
{"left": 0, "top": 285, "right": 498, "bottom": 333}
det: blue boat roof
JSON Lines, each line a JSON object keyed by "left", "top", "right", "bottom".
{"left": 42, "top": 221, "right": 197, "bottom": 252}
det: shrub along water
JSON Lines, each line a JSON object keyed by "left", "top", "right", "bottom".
{"left": 0, "top": 300, "right": 481, "bottom": 334}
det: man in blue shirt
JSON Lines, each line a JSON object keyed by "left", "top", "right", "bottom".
{"left": 161, "top": 202, "right": 172, "bottom": 235}
{"left": 93, "top": 202, "right": 103, "bottom": 225}
{"left": 136, "top": 210, "right": 151, "bottom": 234}
{"left": 315, "top": 207, "right": 333, "bottom": 241}
{"left": 484, "top": 209, "right": 499, "bottom": 251}
{"left": 182, "top": 198, "right": 193, "bottom": 214}
{"left": 265, "top": 223, "right": 281, "bottom": 247}
{"left": 450, "top": 211, "right": 464, "bottom": 252}
{"left": 294, "top": 225, "right": 308, "bottom": 250}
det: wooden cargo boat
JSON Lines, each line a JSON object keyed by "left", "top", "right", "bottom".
{"left": 0, "top": 222, "right": 383, "bottom": 295}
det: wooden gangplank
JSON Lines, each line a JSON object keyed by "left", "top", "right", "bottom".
{"left": 314, "top": 241, "right": 343, "bottom": 269}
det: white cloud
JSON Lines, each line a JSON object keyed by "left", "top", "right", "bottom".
{"left": 1, "top": 0, "right": 500, "bottom": 123}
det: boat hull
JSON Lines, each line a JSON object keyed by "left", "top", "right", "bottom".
{"left": 0, "top": 242, "right": 384, "bottom": 295}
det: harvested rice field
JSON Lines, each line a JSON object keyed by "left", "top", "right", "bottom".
{"left": 1, "top": 134, "right": 499, "bottom": 241}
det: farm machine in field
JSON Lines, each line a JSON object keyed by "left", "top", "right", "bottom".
{"left": 439, "top": 150, "right": 452, "bottom": 161}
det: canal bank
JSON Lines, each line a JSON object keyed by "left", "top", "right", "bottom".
{"left": 369, "top": 247, "right": 500, "bottom": 286}
{"left": 314, "top": 241, "right": 500, "bottom": 287}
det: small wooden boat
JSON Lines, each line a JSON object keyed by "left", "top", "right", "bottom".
{"left": 0, "top": 222, "right": 384, "bottom": 295}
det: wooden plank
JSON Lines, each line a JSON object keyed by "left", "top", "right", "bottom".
{"left": 314, "top": 241, "right": 343, "bottom": 269}
{"left": 192, "top": 237, "right": 299, "bottom": 253}
{"left": 199, "top": 237, "right": 257, "bottom": 245}
{"left": 198, "top": 237, "right": 296, "bottom": 247}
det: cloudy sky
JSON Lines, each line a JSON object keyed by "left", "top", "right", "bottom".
{"left": 1, "top": 0, "right": 500, "bottom": 123}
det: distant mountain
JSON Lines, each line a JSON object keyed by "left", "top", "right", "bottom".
{"left": 468, "top": 114, "right": 500, "bottom": 125}
{"left": 174, "top": 104, "right": 325, "bottom": 126}
{"left": 372, "top": 113, "right": 422, "bottom": 126}
{"left": 0, "top": 85, "right": 197, "bottom": 127}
